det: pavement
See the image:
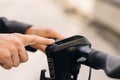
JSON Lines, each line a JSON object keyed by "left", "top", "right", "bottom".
{"left": 0, "top": 0, "right": 119, "bottom": 80}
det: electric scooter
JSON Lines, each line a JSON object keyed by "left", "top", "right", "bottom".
{"left": 40, "top": 35, "right": 120, "bottom": 80}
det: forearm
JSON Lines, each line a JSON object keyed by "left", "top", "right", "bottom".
{"left": 0, "top": 17, "right": 37, "bottom": 52}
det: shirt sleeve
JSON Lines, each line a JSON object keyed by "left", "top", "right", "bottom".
{"left": 0, "top": 17, "right": 31, "bottom": 34}
{"left": 0, "top": 17, "right": 37, "bottom": 52}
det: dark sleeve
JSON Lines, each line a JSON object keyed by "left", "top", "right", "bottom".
{"left": 0, "top": 17, "right": 31, "bottom": 34}
{"left": 0, "top": 17, "right": 37, "bottom": 52}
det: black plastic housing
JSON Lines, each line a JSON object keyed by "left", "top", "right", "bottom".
{"left": 45, "top": 35, "right": 91, "bottom": 80}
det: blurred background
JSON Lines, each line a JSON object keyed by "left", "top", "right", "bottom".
{"left": 0, "top": 0, "right": 120, "bottom": 80}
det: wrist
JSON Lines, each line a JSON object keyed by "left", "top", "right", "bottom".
{"left": 25, "top": 26, "right": 36, "bottom": 35}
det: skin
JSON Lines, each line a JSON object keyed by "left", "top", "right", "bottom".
{"left": 25, "top": 26, "right": 64, "bottom": 51}
{"left": 0, "top": 26, "right": 64, "bottom": 69}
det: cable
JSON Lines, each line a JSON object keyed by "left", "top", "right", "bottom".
{"left": 88, "top": 67, "right": 92, "bottom": 80}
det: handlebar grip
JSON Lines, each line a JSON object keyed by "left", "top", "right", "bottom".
{"left": 88, "top": 50, "right": 120, "bottom": 78}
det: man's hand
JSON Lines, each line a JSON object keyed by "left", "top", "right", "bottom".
{"left": 0, "top": 33, "right": 55, "bottom": 69}
{"left": 25, "top": 26, "right": 64, "bottom": 51}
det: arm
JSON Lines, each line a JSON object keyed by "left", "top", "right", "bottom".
{"left": 0, "top": 17, "right": 31, "bottom": 34}
{"left": 0, "top": 17, "right": 37, "bottom": 52}
{"left": 0, "top": 17, "right": 64, "bottom": 52}
{"left": 0, "top": 17, "right": 64, "bottom": 69}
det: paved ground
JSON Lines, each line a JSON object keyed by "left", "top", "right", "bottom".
{"left": 0, "top": 0, "right": 119, "bottom": 80}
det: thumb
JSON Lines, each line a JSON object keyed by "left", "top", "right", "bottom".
{"left": 13, "top": 33, "right": 55, "bottom": 46}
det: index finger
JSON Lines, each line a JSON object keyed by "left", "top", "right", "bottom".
{"left": 13, "top": 33, "right": 55, "bottom": 46}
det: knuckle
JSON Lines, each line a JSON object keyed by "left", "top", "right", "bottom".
{"left": 33, "top": 35, "right": 38, "bottom": 39}
{"left": 12, "top": 33, "right": 22, "bottom": 37}
{"left": 44, "top": 39, "right": 50, "bottom": 43}
{"left": 8, "top": 46, "right": 16, "bottom": 52}
{"left": 13, "top": 40, "right": 21, "bottom": 46}
{"left": 45, "top": 28, "right": 53, "bottom": 34}
{"left": 32, "top": 35, "right": 39, "bottom": 42}
{"left": 4, "top": 53, "right": 11, "bottom": 59}
{"left": 11, "top": 33, "right": 23, "bottom": 46}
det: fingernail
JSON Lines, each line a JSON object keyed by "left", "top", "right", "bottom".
{"left": 49, "top": 39, "right": 55, "bottom": 44}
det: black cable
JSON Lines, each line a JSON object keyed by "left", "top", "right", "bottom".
{"left": 88, "top": 67, "right": 92, "bottom": 80}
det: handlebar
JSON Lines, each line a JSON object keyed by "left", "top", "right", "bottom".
{"left": 40, "top": 35, "right": 120, "bottom": 80}
{"left": 87, "top": 50, "right": 120, "bottom": 78}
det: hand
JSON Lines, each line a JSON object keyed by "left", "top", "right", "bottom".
{"left": 25, "top": 26, "right": 65, "bottom": 51}
{"left": 0, "top": 33, "right": 55, "bottom": 69}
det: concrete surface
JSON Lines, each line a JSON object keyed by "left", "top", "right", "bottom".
{"left": 0, "top": 0, "right": 119, "bottom": 80}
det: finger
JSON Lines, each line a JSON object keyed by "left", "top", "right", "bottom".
{"left": 26, "top": 27, "right": 65, "bottom": 40}
{"left": 13, "top": 33, "right": 55, "bottom": 46}
{"left": 46, "top": 30, "right": 65, "bottom": 40}
{"left": 32, "top": 45, "right": 46, "bottom": 52}
{"left": 0, "top": 52, "right": 13, "bottom": 69}
{"left": 18, "top": 44, "right": 28, "bottom": 63}
{"left": 22, "top": 35, "right": 55, "bottom": 46}
{"left": 38, "top": 45, "right": 46, "bottom": 52}
{"left": 11, "top": 50, "right": 20, "bottom": 67}
{"left": 1, "top": 58, "right": 12, "bottom": 69}
{"left": 7, "top": 45, "right": 20, "bottom": 67}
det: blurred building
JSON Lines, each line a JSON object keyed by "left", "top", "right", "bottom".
{"left": 57, "top": 0, "right": 120, "bottom": 34}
